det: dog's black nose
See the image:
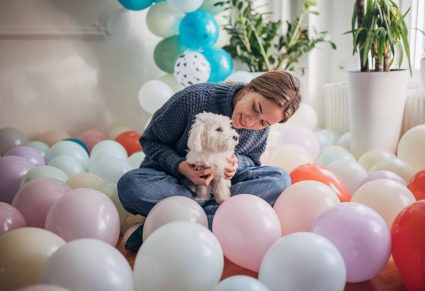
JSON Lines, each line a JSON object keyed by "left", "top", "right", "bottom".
{"left": 233, "top": 136, "right": 238, "bottom": 141}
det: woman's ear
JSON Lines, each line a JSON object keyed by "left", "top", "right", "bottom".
{"left": 188, "top": 120, "right": 205, "bottom": 152}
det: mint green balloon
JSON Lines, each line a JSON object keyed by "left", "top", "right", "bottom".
{"left": 200, "top": 0, "right": 226, "bottom": 15}
{"left": 154, "top": 36, "right": 186, "bottom": 73}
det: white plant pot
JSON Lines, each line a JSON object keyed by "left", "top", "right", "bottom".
{"left": 421, "top": 57, "right": 425, "bottom": 88}
{"left": 347, "top": 70, "right": 408, "bottom": 158}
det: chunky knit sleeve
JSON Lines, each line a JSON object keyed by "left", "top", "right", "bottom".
{"left": 236, "top": 131, "right": 268, "bottom": 169}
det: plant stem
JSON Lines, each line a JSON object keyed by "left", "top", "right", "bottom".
{"left": 247, "top": 19, "right": 271, "bottom": 71}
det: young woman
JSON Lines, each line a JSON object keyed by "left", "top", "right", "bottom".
{"left": 118, "top": 70, "right": 301, "bottom": 251}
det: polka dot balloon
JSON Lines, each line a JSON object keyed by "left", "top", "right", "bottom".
{"left": 174, "top": 51, "right": 211, "bottom": 87}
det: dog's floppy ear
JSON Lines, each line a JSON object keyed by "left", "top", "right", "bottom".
{"left": 188, "top": 116, "right": 205, "bottom": 152}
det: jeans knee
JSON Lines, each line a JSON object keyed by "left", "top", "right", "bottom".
{"left": 268, "top": 166, "right": 291, "bottom": 193}
{"left": 117, "top": 170, "right": 137, "bottom": 211}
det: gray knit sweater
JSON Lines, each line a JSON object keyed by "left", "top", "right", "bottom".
{"left": 140, "top": 82, "right": 269, "bottom": 179}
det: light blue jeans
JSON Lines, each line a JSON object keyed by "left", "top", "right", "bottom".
{"left": 117, "top": 166, "right": 291, "bottom": 229}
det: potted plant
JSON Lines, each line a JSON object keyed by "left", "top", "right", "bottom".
{"left": 347, "top": 0, "right": 412, "bottom": 157}
{"left": 220, "top": 0, "right": 336, "bottom": 74}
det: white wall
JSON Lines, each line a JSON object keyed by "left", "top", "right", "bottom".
{"left": 0, "top": 0, "right": 162, "bottom": 139}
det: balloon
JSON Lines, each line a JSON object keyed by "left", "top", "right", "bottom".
{"left": 358, "top": 148, "right": 396, "bottom": 171}
{"left": 154, "top": 36, "right": 186, "bottom": 73}
{"left": 225, "top": 71, "right": 253, "bottom": 83}
{"left": 337, "top": 132, "right": 351, "bottom": 151}
{"left": 147, "top": 2, "right": 184, "bottom": 37}
{"left": 66, "top": 172, "right": 104, "bottom": 189}
{"left": 5, "top": 146, "right": 45, "bottom": 166}
{"left": 64, "top": 138, "right": 89, "bottom": 154}
{"left": 0, "top": 156, "right": 35, "bottom": 203}
{"left": 143, "top": 196, "right": 208, "bottom": 241}
{"left": 26, "top": 141, "right": 49, "bottom": 159}
{"left": 408, "top": 170, "right": 425, "bottom": 200}
{"left": 47, "top": 140, "right": 89, "bottom": 167}
{"left": 200, "top": 0, "right": 226, "bottom": 15}
{"left": 0, "top": 127, "right": 28, "bottom": 155}
{"left": 316, "top": 129, "right": 340, "bottom": 144}
{"left": 314, "top": 130, "right": 334, "bottom": 149}
{"left": 0, "top": 202, "right": 26, "bottom": 235}
{"left": 138, "top": 80, "right": 173, "bottom": 114}
{"left": 312, "top": 202, "right": 390, "bottom": 283}
{"left": 356, "top": 170, "right": 406, "bottom": 191}
{"left": 268, "top": 144, "right": 313, "bottom": 172}
{"left": 274, "top": 181, "right": 340, "bottom": 235}
{"left": 0, "top": 228, "right": 65, "bottom": 291}
{"left": 351, "top": 179, "right": 416, "bottom": 228}
{"left": 167, "top": 0, "right": 203, "bottom": 13}
{"left": 77, "top": 129, "right": 106, "bottom": 152}
{"left": 391, "top": 201, "right": 425, "bottom": 291}
{"left": 212, "top": 275, "right": 269, "bottom": 291}
{"left": 179, "top": 10, "right": 219, "bottom": 50}
{"left": 89, "top": 157, "right": 131, "bottom": 184}
{"left": 94, "top": 182, "right": 129, "bottom": 224}
{"left": 369, "top": 157, "right": 414, "bottom": 183}
{"left": 284, "top": 103, "right": 318, "bottom": 130}
{"left": 258, "top": 232, "right": 346, "bottom": 291}
{"left": 397, "top": 124, "right": 425, "bottom": 173}
{"left": 16, "top": 285, "right": 69, "bottom": 291}
{"left": 48, "top": 155, "right": 86, "bottom": 176}
{"left": 316, "top": 149, "right": 355, "bottom": 167}
{"left": 327, "top": 159, "right": 367, "bottom": 194}
{"left": 128, "top": 151, "right": 146, "bottom": 169}
{"left": 134, "top": 221, "right": 223, "bottom": 291}
{"left": 202, "top": 47, "right": 234, "bottom": 82}
{"left": 276, "top": 125, "right": 320, "bottom": 160}
{"left": 12, "top": 178, "right": 71, "bottom": 228}
{"left": 174, "top": 51, "right": 211, "bottom": 87}
{"left": 158, "top": 74, "right": 184, "bottom": 92}
{"left": 45, "top": 188, "right": 120, "bottom": 245}
{"left": 39, "top": 239, "right": 135, "bottom": 291}
{"left": 38, "top": 130, "right": 70, "bottom": 147}
{"left": 20, "top": 166, "right": 69, "bottom": 188}
{"left": 115, "top": 130, "right": 142, "bottom": 156}
{"left": 290, "top": 163, "right": 351, "bottom": 202}
{"left": 212, "top": 194, "right": 281, "bottom": 272}
{"left": 118, "top": 0, "right": 153, "bottom": 10}
{"left": 91, "top": 140, "right": 127, "bottom": 156}
{"left": 90, "top": 145, "right": 128, "bottom": 163}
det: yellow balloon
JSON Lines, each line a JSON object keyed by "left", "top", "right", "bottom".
{"left": 0, "top": 228, "right": 65, "bottom": 291}
{"left": 358, "top": 148, "right": 396, "bottom": 171}
{"left": 352, "top": 179, "right": 416, "bottom": 228}
{"left": 397, "top": 124, "right": 425, "bottom": 173}
{"left": 66, "top": 172, "right": 104, "bottom": 189}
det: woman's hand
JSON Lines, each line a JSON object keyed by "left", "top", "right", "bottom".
{"left": 224, "top": 155, "right": 238, "bottom": 180}
{"left": 178, "top": 161, "right": 214, "bottom": 186}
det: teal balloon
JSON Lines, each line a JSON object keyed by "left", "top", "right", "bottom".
{"left": 118, "top": 0, "right": 153, "bottom": 10}
{"left": 200, "top": 0, "right": 226, "bottom": 15}
{"left": 179, "top": 10, "right": 219, "bottom": 50}
{"left": 64, "top": 138, "right": 89, "bottom": 154}
{"left": 154, "top": 36, "right": 186, "bottom": 73}
{"left": 202, "top": 47, "right": 234, "bottom": 82}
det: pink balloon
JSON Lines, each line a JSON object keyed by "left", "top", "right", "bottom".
{"left": 45, "top": 188, "right": 120, "bottom": 246}
{"left": 78, "top": 129, "right": 106, "bottom": 152}
{"left": 356, "top": 170, "right": 406, "bottom": 191}
{"left": 0, "top": 202, "right": 27, "bottom": 235}
{"left": 212, "top": 194, "right": 281, "bottom": 272}
{"left": 16, "top": 285, "right": 69, "bottom": 291}
{"left": 12, "top": 178, "right": 71, "bottom": 228}
{"left": 0, "top": 156, "right": 35, "bottom": 203}
{"left": 276, "top": 125, "right": 320, "bottom": 160}
{"left": 5, "top": 146, "right": 45, "bottom": 166}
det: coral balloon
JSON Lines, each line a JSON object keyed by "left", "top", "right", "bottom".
{"left": 115, "top": 130, "right": 142, "bottom": 156}
{"left": 391, "top": 201, "right": 425, "bottom": 291}
{"left": 78, "top": 129, "right": 106, "bottom": 152}
{"left": 290, "top": 163, "right": 351, "bottom": 202}
{"left": 407, "top": 170, "right": 425, "bottom": 200}
{"left": 39, "top": 130, "right": 70, "bottom": 147}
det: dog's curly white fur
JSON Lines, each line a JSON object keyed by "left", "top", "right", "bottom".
{"left": 187, "top": 112, "right": 239, "bottom": 204}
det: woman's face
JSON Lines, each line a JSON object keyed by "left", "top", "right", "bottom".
{"left": 231, "top": 90, "right": 284, "bottom": 130}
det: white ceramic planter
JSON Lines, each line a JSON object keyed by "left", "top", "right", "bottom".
{"left": 347, "top": 70, "right": 408, "bottom": 158}
{"left": 421, "top": 57, "right": 425, "bottom": 88}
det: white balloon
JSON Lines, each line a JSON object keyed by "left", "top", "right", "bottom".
{"left": 91, "top": 140, "right": 127, "bottom": 157}
{"left": 138, "top": 80, "right": 174, "bottom": 114}
{"left": 128, "top": 151, "right": 146, "bottom": 169}
{"left": 369, "top": 157, "right": 415, "bottom": 183}
{"left": 167, "top": 0, "right": 203, "bottom": 13}
{"left": 328, "top": 159, "right": 367, "bottom": 194}
{"left": 134, "top": 221, "right": 223, "bottom": 291}
{"left": 147, "top": 2, "right": 184, "bottom": 37}
{"left": 358, "top": 148, "right": 396, "bottom": 172}
{"left": 159, "top": 74, "right": 183, "bottom": 92}
{"left": 225, "top": 71, "right": 253, "bottom": 83}
{"left": 89, "top": 157, "right": 132, "bottom": 184}
{"left": 48, "top": 155, "right": 86, "bottom": 177}
{"left": 284, "top": 103, "right": 318, "bottom": 130}
{"left": 397, "top": 124, "right": 425, "bottom": 173}
{"left": 174, "top": 51, "right": 211, "bottom": 87}
{"left": 268, "top": 144, "right": 313, "bottom": 173}
{"left": 259, "top": 232, "right": 346, "bottom": 291}
{"left": 90, "top": 146, "right": 128, "bottom": 163}
{"left": 39, "top": 239, "right": 135, "bottom": 291}
{"left": 212, "top": 275, "right": 270, "bottom": 291}
{"left": 337, "top": 132, "right": 351, "bottom": 151}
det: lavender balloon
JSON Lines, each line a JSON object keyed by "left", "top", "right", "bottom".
{"left": 5, "top": 146, "right": 45, "bottom": 166}
{"left": 0, "top": 202, "right": 27, "bottom": 235}
{"left": 312, "top": 202, "right": 391, "bottom": 283}
{"left": 355, "top": 170, "right": 406, "bottom": 192}
{"left": 0, "top": 156, "right": 35, "bottom": 203}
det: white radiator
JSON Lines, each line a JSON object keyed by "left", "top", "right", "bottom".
{"left": 322, "top": 83, "right": 425, "bottom": 135}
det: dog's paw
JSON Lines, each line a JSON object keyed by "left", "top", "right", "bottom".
{"left": 215, "top": 194, "right": 230, "bottom": 204}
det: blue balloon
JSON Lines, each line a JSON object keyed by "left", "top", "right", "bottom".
{"left": 64, "top": 138, "right": 89, "bottom": 154}
{"left": 179, "top": 10, "right": 219, "bottom": 50}
{"left": 118, "top": 0, "right": 154, "bottom": 10}
{"left": 202, "top": 47, "right": 234, "bottom": 82}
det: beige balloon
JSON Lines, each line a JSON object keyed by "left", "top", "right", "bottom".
{"left": 0, "top": 228, "right": 65, "bottom": 291}
{"left": 358, "top": 148, "right": 396, "bottom": 172}
{"left": 66, "top": 172, "right": 104, "bottom": 189}
{"left": 94, "top": 182, "right": 129, "bottom": 225}
{"left": 38, "top": 130, "right": 71, "bottom": 147}
{"left": 369, "top": 157, "right": 415, "bottom": 183}
{"left": 352, "top": 179, "right": 416, "bottom": 228}
{"left": 397, "top": 124, "right": 425, "bottom": 173}
{"left": 268, "top": 144, "right": 314, "bottom": 173}
{"left": 159, "top": 74, "right": 183, "bottom": 92}
{"left": 281, "top": 103, "right": 318, "bottom": 130}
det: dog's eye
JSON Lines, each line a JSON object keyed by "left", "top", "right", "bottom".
{"left": 216, "top": 127, "right": 223, "bottom": 132}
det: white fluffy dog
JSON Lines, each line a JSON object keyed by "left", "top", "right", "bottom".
{"left": 187, "top": 112, "right": 239, "bottom": 204}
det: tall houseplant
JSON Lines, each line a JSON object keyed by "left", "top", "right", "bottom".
{"left": 347, "top": 0, "right": 412, "bottom": 157}
{"left": 221, "top": 0, "right": 336, "bottom": 73}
